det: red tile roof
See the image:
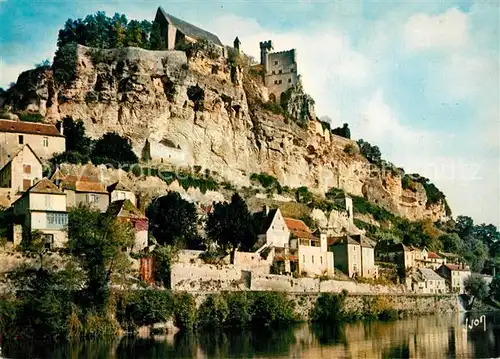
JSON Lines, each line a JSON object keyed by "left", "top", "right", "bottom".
{"left": 444, "top": 264, "right": 469, "bottom": 272}
{"left": 61, "top": 175, "right": 108, "bottom": 193}
{"left": 284, "top": 218, "right": 315, "bottom": 239}
{"left": 0, "top": 119, "right": 63, "bottom": 137}
{"left": 428, "top": 251, "right": 441, "bottom": 259}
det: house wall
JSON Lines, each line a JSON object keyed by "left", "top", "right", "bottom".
{"left": 110, "top": 190, "right": 136, "bottom": 206}
{"left": 74, "top": 192, "right": 109, "bottom": 212}
{"left": 0, "top": 132, "right": 64, "bottom": 160}
{"left": 361, "top": 247, "right": 377, "bottom": 278}
{"left": 133, "top": 230, "right": 148, "bottom": 252}
{"left": 265, "top": 210, "right": 289, "bottom": 247}
{"left": 348, "top": 244, "right": 362, "bottom": 278}
{"left": 167, "top": 23, "right": 177, "bottom": 50}
{"left": 148, "top": 141, "right": 189, "bottom": 166}
{"left": 0, "top": 147, "right": 43, "bottom": 195}
{"left": 234, "top": 251, "right": 271, "bottom": 275}
{"left": 264, "top": 50, "right": 298, "bottom": 99}
{"left": 297, "top": 245, "right": 332, "bottom": 276}
{"left": 29, "top": 193, "right": 66, "bottom": 212}
{"left": 330, "top": 244, "right": 348, "bottom": 275}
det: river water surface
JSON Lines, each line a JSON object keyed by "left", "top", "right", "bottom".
{"left": 1, "top": 312, "right": 499, "bottom": 358}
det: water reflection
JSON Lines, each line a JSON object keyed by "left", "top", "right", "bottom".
{"left": 2, "top": 313, "right": 499, "bottom": 359}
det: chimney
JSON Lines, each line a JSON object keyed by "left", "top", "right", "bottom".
{"left": 58, "top": 121, "right": 64, "bottom": 136}
{"left": 263, "top": 205, "right": 269, "bottom": 216}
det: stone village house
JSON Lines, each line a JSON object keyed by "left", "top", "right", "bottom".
{"left": 50, "top": 169, "right": 110, "bottom": 212}
{"left": 411, "top": 267, "right": 447, "bottom": 294}
{"left": 107, "top": 199, "right": 149, "bottom": 252}
{"left": 0, "top": 144, "right": 43, "bottom": 199}
{"left": 0, "top": 119, "right": 65, "bottom": 162}
{"left": 107, "top": 181, "right": 136, "bottom": 206}
{"left": 256, "top": 207, "right": 334, "bottom": 277}
{"left": 328, "top": 234, "right": 378, "bottom": 279}
{"left": 11, "top": 179, "right": 68, "bottom": 248}
{"left": 437, "top": 263, "right": 471, "bottom": 294}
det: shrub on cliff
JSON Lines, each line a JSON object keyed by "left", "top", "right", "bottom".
{"left": 91, "top": 132, "right": 138, "bottom": 166}
{"left": 197, "top": 294, "right": 229, "bottom": 330}
{"left": 53, "top": 42, "right": 78, "bottom": 86}
{"left": 356, "top": 139, "right": 381, "bottom": 165}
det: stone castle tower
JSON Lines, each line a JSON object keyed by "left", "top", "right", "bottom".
{"left": 259, "top": 40, "right": 298, "bottom": 103}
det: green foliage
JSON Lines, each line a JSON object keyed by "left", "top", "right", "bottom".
{"left": 16, "top": 111, "right": 44, "bottom": 123}
{"left": 34, "top": 59, "right": 51, "bottom": 68}
{"left": 343, "top": 143, "right": 356, "bottom": 156}
{"left": 225, "top": 292, "right": 251, "bottom": 328}
{"left": 295, "top": 186, "right": 313, "bottom": 204}
{"left": 490, "top": 275, "right": 500, "bottom": 302}
{"left": 357, "top": 139, "right": 381, "bottom": 164}
{"left": 197, "top": 294, "right": 229, "bottom": 330}
{"left": 152, "top": 244, "right": 179, "bottom": 288}
{"left": 149, "top": 20, "right": 165, "bottom": 50}
{"left": 146, "top": 192, "right": 201, "bottom": 248}
{"left": 83, "top": 312, "right": 120, "bottom": 338}
{"left": 53, "top": 42, "right": 78, "bottom": 86}
{"left": 464, "top": 274, "right": 490, "bottom": 309}
{"left": 405, "top": 173, "right": 449, "bottom": 208}
{"left": 249, "top": 292, "right": 297, "bottom": 328}
{"left": 67, "top": 204, "right": 135, "bottom": 312}
{"left": 352, "top": 195, "right": 394, "bottom": 222}
{"left": 250, "top": 172, "right": 282, "bottom": 193}
{"left": 91, "top": 132, "right": 138, "bottom": 166}
{"left": 331, "top": 123, "right": 351, "bottom": 139}
{"left": 174, "top": 292, "right": 197, "bottom": 330}
{"left": 311, "top": 291, "right": 348, "bottom": 323}
{"left": 206, "top": 193, "right": 257, "bottom": 262}
{"left": 262, "top": 101, "right": 285, "bottom": 115}
{"left": 124, "top": 290, "right": 175, "bottom": 327}
{"left": 319, "top": 120, "right": 331, "bottom": 132}
{"left": 62, "top": 116, "right": 92, "bottom": 153}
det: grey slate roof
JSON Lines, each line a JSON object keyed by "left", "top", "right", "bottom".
{"left": 419, "top": 268, "right": 444, "bottom": 281}
{"left": 157, "top": 7, "right": 223, "bottom": 47}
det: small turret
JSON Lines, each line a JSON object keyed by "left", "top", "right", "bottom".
{"left": 259, "top": 40, "right": 274, "bottom": 72}
{"left": 234, "top": 37, "right": 241, "bottom": 52}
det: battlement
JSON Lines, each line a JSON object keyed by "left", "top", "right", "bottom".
{"left": 259, "top": 40, "right": 273, "bottom": 50}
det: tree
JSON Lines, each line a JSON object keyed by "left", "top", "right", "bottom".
{"left": 67, "top": 204, "right": 135, "bottom": 312}
{"left": 455, "top": 215, "right": 474, "bottom": 239}
{"left": 146, "top": 192, "right": 200, "bottom": 248}
{"left": 19, "top": 230, "right": 52, "bottom": 270}
{"left": 53, "top": 42, "right": 78, "bottom": 86}
{"left": 357, "top": 139, "right": 381, "bottom": 165}
{"left": 206, "top": 193, "right": 256, "bottom": 263}
{"left": 61, "top": 116, "right": 91, "bottom": 154}
{"left": 109, "top": 13, "right": 128, "bottom": 48}
{"left": 464, "top": 274, "right": 489, "bottom": 309}
{"left": 490, "top": 275, "right": 500, "bottom": 302}
{"left": 464, "top": 238, "right": 489, "bottom": 272}
{"left": 295, "top": 186, "right": 313, "bottom": 204}
{"left": 438, "top": 233, "right": 464, "bottom": 254}
{"left": 331, "top": 123, "right": 351, "bottom": 139}
{"left": 149, "top": 20, "right": 165, "bottom": 50}
{"left": 91, "top": 132, "right": 138, "bottom": 166}
{"left": 472, "top": 223, "right": 500, "bottom": 248}
{"left": 34, "top": 59, "right": 51, "bottom": 68}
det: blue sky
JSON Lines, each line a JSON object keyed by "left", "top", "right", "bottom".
{"left": 0, "top": 0, "right": 499, "bottom": 225}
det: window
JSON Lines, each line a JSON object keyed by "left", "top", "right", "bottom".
{"left": 47, "top": 212, "right": 68, "bottom": 226}
{"left": 312, "top": 256, "right": 314, "bottom": 264}
{"left": 290, "top": 67, "right": 294, "bottom": 72}
{"left": 272, "top": 70, "right": 275, "bottom": 75}
{"left": 18, "top": 135, "right": 24, "bottom": 144}
{"left": 278, "top": 80, "right": 282, "bottom": 84}
{"left": 320, "top": 256, "right": 323, "bottom": 264}
{"left": 23, "top": 179, "right": 31, "bottom": 191}
{"left": 274, "top": 80, "right": 278, "bottom": 85}
{"left": 288, "top": 78, "right": 292, "bottom": 83}
{"left": 42, "top": 137, "right": 48, "bottom": 147}
{"left": 274, "top": 60, "right": 278, "bottom": 65}
{"left": 41, "top": 234, "right": 54, "bottom": 250}
{"left": 23, "top": 164, "right": 31, "bottom": 174}
{"left": 88, "top": 194, "right": 100, "bottom": 203}
{"left": 278, "top": 69, "right": 282, "bottom": 74}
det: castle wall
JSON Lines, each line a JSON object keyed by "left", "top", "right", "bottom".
{"left": 264, "top": 50, "right": 298, "bottom": 100}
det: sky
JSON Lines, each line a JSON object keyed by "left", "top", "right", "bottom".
{"left": 0, "top": 0, "right": 499, "bottom": 226}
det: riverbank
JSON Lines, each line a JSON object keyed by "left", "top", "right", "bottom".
{"left": 0, "top": 289, "right": 462, "bottom": 341}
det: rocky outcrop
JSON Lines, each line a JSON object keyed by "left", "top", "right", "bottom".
{"left": 3, "top": 45, "right": 448, "bottom": 222}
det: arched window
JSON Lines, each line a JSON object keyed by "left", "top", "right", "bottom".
{"left": 280, "top": 92, "right": 286, "bottom": 104}
{"left": 269, "top": 93, "right": 276, "bottom": 103}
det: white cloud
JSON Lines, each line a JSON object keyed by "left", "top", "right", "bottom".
{"left": 0, "top": 58, "right": 32, "bottom": 88}
{"left": 404, "top": 8, "right": 469, "bottom": 52}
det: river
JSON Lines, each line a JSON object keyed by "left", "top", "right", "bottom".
{"left": 1, "top": 312, "right": 499, "bottom": 358}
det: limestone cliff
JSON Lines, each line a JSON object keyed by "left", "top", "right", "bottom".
{"left": 2, "top": 44, "right": 448, "bottom": 222}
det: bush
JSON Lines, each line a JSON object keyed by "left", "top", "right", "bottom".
{"left": 125, "top": 290, "right": 175, "bottom": 327}
{"left": 91, "top": 132, "right": 138, "bottom": 165}
{"left": 16, "top": 112, "right": 44, "bottom": 123}
{"left": 51, "top": 151, "right": 90, "bottom": 165}
{"left": 250, "top": 172, "right": 281, "bottom": 191}
{"left": 262, "top": 101, "right": 285, "bottom": 115}
{"left": 343, "top": 143, "right": 356, "bottom": 156}
{"left": 225, "top": 292, "right": 251, "bottom": 328}
{"left": 249, "top": 291, "right": 297, "bottom": 328}
{"left": 197, "top": 294, "right": 229, "bottom": 330}
{"left": 295, "top": 186, "right": 313, "bottom": 204}
{"left": 311, "top": 291, "right": 348, "bottom": 323}
{"left": 174, "top": 292, "right": 197, "bottom": 330}
{"left": 83, "top": 312, "right": 121, "bottom": 338}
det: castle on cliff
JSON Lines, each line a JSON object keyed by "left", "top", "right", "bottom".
{"left": 259, "top": 41, "right": 299, "bottom": 102}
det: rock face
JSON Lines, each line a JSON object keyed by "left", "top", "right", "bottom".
{"left": 3, "top": 45, "right": 448, "bottom": 222}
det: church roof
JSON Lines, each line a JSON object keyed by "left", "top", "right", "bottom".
{"left": 156, "top": 7, "right": 223, "bottom": 47}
